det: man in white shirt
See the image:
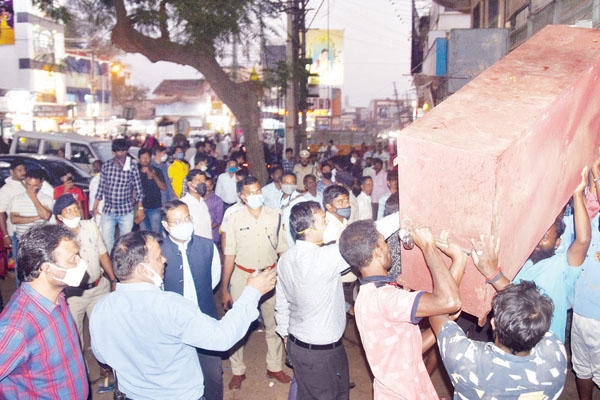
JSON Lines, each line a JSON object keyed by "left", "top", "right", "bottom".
{"left": 215, "top": 160, "right": 239, "bottom": 207}
{"left": 180, "top": 170, "right": 212, "bottom": 240}
{"left": 9, "top": 170, "right": 53, "bottom": 285}
{"left": 0, "top": 159, "right": 26, "bottom": 255}
{"left": 357, "top": 176, "right": 373, "bottom": 220}
{"left": 262, "top": 166, "right": 284, "bottom": 209}
{"left": 276, "top": 201, "right": 350, "bottom": 399}
{"left": 301, "top": 175, "right": 322, "bottom": 205}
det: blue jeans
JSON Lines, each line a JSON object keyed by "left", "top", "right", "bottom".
{"left": 140, "top": 208, "right": 161, "bottom": 233}
{"left": 100, "top": 212, "right": 134, "bottom": 254}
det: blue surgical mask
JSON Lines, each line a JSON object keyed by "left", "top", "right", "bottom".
{"left": 335, "top": 207, "right": 351, "bottom": 219}
{"left": 175, "top": 152, "right": 184, "bottom": 160}
{"left": 246, "top": 194, "right": 264, "bottom": 210}
{"left": 170, "top": 222, "right": 194, "bottom": 241}
{"left": 228, "top": 167, "right": 237, "bottom": 173}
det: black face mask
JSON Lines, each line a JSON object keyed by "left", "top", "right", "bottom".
{"left": 322, "top": 172, "right": 332, "bottom": 180}
{"left": 195, "top": 182, "right": 207, "bottom": 197}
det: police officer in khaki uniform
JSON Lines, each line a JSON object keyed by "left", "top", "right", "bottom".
{"left": 221, "top": 176, "right": 291, "bottom": 391}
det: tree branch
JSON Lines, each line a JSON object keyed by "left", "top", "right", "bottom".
{"left": 158, "top": 0, "right": 169, "bottom": 40}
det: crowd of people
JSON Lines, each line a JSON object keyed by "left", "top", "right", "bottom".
{"left": 0, "top": 133, "right": 599, "bottom": 400}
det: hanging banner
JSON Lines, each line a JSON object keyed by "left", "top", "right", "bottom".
{"left": 306, "top": 29, "right": 344, "bottom": 87}
{"left": 0, "top": 1, "right": 15, "bottom": 45}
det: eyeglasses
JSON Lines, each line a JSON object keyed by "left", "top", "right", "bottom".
{"left": 63, "top": 205, "right": 81, "bottom": 216}
{"left": 168, "top": 215, "right": 193, "bottom": 226}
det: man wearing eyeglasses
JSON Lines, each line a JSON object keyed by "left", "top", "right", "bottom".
{"left": 160, "top": 199, "right": 223, "bottom": 399}
{"left": 221, "top": 176, "right": 290, "bottom": 391}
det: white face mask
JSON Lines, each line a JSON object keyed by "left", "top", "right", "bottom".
{"left": 62, "top": 216, "right": 81, "bottom": 229}
{"left": 143, "top": 264, "right": 163, "bottom": 289}
{"left": 51, "top": 258, "right": 88, "bottom": 287}
{"left": 160, "top": 154, "right": 168, "bottom": 162}
{"left": 281, "top": 184, "right": 297, "bottom": 195}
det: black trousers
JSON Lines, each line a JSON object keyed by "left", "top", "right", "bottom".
{"left": 286, "top": 339, "right": 350, "bottom": 400}
{"left": 198, "top": 350, "right": 223, "bottom": 400}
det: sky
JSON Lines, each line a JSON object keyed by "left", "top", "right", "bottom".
{"left": 124, "top": 0, "right": 417, "bottom": 108}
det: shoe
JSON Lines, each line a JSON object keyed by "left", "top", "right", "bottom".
{"left": 267, "top": 369, "right": 292, "bottom": 384}
{"left": 228, "top": 374, "right": 246, "bottom": 390}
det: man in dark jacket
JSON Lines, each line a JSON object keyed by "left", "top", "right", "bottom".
{"left": 160, "top": 199, "right": 223, "bottom": 400}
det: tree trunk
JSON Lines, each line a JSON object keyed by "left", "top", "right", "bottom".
{"left": 110, "top": 0, "right": 268, "bottom": 184}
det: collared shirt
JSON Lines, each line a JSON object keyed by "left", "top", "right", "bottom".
{"left": 75, "top": 220, "right": 108, "bottom": 282}
{"left": 293, "top": 164, "right": 316, "bottom": 191}
{"left": 215, "top": 172, "right": 238, "bottom": 204}
{"left": 371, "top": 170, "right": 388, "bottom": 203}
{"left": 88, "top": 173, "right": 104, "bottom": 212}
{"left": 377, "top": 192, "right": 392, "bottom": 220}
{"left": 302, "top": 190, "right": 323, "bottom": 205}
{"left": 356, "top": 191, "right": 373, "bottom": 220}
{"left": 223, "top": 205, "right": 288, "bottom": 269}
{"left": 54, "top": 185, "right": 85, "bottom": 202}
{"left": 181, "top": 193, "right": 213, "bottom": 240}
{"left": 316, "top": 179, "right": 333, "bottom": 195}
{"left": 151, "top": 160, "right": 175, "bottom": 203}
{"left": 138, "top": 164, "right": 165, "bottom": 209}
{"left": 276, "top": 241, "right": 348, "bottom": 344}
{"left": 96, "top": 157, "right": 144, "bottom": 215}
{"left": 323, "top": 212, "right": 348, "bottom": 245}
{"left": 262, "top": 181, "right": 283, "bottom": 209}
{"left": 281, "top": 158, "right": 295, "bottom": 174}
{"left": 220, "top": 201, "right": 244, "bottom": 234}
{"left": 204, "top": 192, "right": 225, "bottom": 243}
{"left": 90, "top": 282, "right": 261, "bottom": 400}
{"left": 514, "top": 252, "right": 581, "bottom": 342}
{"left": 355, "top": 281, "right": 433, "bottom": 400}
{"left": 0, "top": 283, "right": 88, "bottom": 399}
{"left": 438, "top": 321, "right": 567, "bottom": 399}
{"left": 0, "top": 177, "right": 25, "bottom": 235}
{"left": 9, "top": 191, "right": 54, "bottom": 238}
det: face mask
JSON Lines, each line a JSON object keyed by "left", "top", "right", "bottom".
{"left": 143, "top": 264, "right": 164, "bottom": 289}
{"left": 282, "top": 184, "right": 297, "bottom": 195}
{"left": 170, "top": 222, "right": 194, "bottom": 241}
{"left": 160, "top": 154, "right": 168, "bottom": 162}
{"left": 195, "top": 182, "right": 207, "bottom": 197}
{"left": 62, "top": 216, "right": 80, "bottom": 229}
{"left": 350, "top": 157, "right": 357, "bottom": 164}
{"left": 335, "top": 207, "right": 352, "bottom": 219}
{"left": 322, "top": 172, "right": 332, "bottom": 180}
{"left": 175, "top": 152, "right": 184, "bottom": 160}
{"left": 52, "top": 258, "right": 88, "bottom": 287}
{"left": 228, "top": 167, "right": 237, "bottom": 173}
{"left": 246, "top": 194, "right": 264, "bottom": 210}
{"left": 199, "top": 165, "right": 208, "bottom": 172}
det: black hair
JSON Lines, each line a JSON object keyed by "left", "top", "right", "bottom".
{"left": 290, "top": 201, "right": 322, "bottom": 241}
{"left": 10, "top": 159, "right": 25, "bottom": 170}
{"left": 492, "top": 281, "right": 554, "bottom": 354}
{"left": 339, "top": 220, "right": 380, "bottom": 275}
{"left": 323, "top": 185, "right": 349, "bottom": 207}
{"left": 282, "top": 172, "right": 296, "bottom": 182}
{"left": 194, "top": 152, "right": 208, "bottom": 166}
{"left": 111, "top": 231, "right": 161, "bottom": 281}
{"left": 360, "top": 176, "right": 373, "bottom": 185}
{"left": 161, "top": 199, "right": 189, "bottom": 223}
{"left": 186, "top": 169, "right": 208, "bottom": 182}
{"left": 320, "top": 162, "right": 332, "bottom": 170}
{"left": 195, "top": 141, "right": 204, "bottom": 149}
{"left": 26, "top": 169, "right": 45, "bottom": 181}
{"left": 138, "top": 148, "right": 152, "bottom": 158}
{"left": 240, "top": 176, "right": 259, "bottom": 191}
{"left": 285, "top": 147, "right": 293, "bottom": 153}
{"left": 304, "top": 174, "right": 317, "bottom": 185}
{"left": 383, "top": 194, "right": 399, "bottom": 217}
{"left": 235, "top": 167, "right": 248, "bottom": 181}
{"left": 152, "top": 146, "right": 166, "bottom": 156}
{"left": 554, "top": 217, "right": 566, "bottom": 239}
{"left": 270, "top": 165, "right": 284, "bottom": 176}
{"left": 373, "top": 158, "right": 383, "bottom": 166}
{"left": 387, "top": 170, "right": 398, "bottom": 181}
{"left": 56, "top": 165, "right": 74, "bottom": 179}
{"left": 17, "top": 224, "right": 77, "bottom": 282}
{"left": 112, "top": 138, "right": 129, "bottom": 152}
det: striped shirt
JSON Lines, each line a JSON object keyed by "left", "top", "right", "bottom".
{"left": 96, "top": 157, "right": 144, "bottom": 215}
{"left": 0, "top": 283, "right": 88, "bottom": 399}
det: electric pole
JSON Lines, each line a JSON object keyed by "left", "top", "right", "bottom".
{"left": 285, "top": 0, "right": 298, "bottom": 156}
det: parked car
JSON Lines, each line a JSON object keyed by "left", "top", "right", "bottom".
{"left": 0, "top": 154, "right": 92, "bottom": 217}
{"left": 9, "top": 131, "right": 112, "bottom": 173}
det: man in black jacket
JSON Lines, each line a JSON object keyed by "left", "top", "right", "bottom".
{"left": 160, "top": 199, "right": 223, "bottom": 400}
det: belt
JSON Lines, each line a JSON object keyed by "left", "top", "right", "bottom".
{"left": 288, "top": 334, "right": 343, "bottom": 351}
{"left": 82, "top": 276, "right": 102, "bottom": 290}
{"left": 236, "top": 263, "right": 276, "bottom": 274}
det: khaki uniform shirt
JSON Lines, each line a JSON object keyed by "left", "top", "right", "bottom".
{"left": 293, "top": 164, "right": 316, "bottom": 191}
{"left": 224, "top": 205, "right": 288, "bottom": 269}
{"left": 76, "top": 220, "right": 107, "bottom": 282}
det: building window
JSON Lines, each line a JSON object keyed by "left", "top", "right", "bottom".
{"left": 16, "top": 138, "right": 40, "bottom": 154}
{"left": 488, "top": 0, "right": 499, "bottom": 28}
{"left": 473, "top": 3, "right": 482, "bottom": 28}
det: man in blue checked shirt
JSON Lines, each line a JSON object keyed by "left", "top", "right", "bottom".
{"left": 92, "top": 138, "right": 144, "bottom": 253}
